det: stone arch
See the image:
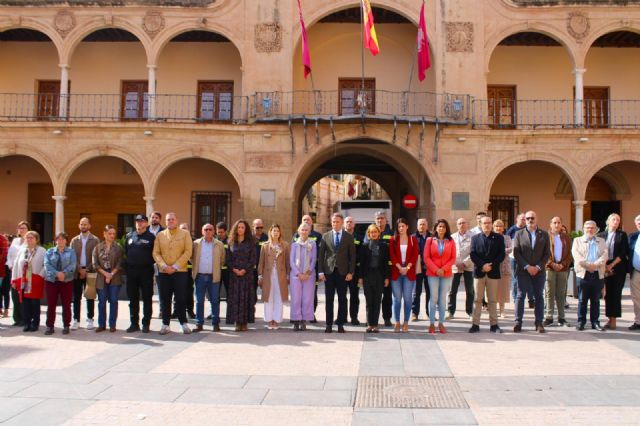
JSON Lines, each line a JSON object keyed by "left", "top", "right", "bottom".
{"left": 149, "top": 22, "right": 244, "bottom": 67}
{"left": 580, "top": 23, "right": 640, "bottom": 63}
{"left": 583, "top": 153, "right": 640, "bottom": 200}
{"left": 485, "top": 22, "right": 580, "bottom": 72}
{"left": 60, "top": 17, "right": 153, "bottom": 64}
{"left": 0, "top": 146, "right": 58, "bottom": 193}
{"left": 485, "top": 153, "right": 581, "bottom": 204}
{"left": 148, "top": 148, "right": 244, "bottom": 198}
{"left": 58, "top": 147, "right": 150, "bottom": 196}
{"left": 0, "top": 21, "right": 64, "bottom": 62}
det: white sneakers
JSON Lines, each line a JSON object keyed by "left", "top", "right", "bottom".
{"left": 181, "top": 324, "right": 192, "bottom": 334}
{"left": 159, "top": 325, "right": 170, "bottom": 335}
{"left": 71, "top": 320, "right": 79, "bottom": 330}
{"left": 86, "top": 319, "right": 95, "bottom": 330}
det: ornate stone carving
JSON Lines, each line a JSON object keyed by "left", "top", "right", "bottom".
{"left": 446, "top": 22, "right": 474, "bottom": 53}
{"left": 246, "top": 153, "right": 286, "bottom": 169}
{"left": 142, "top": 10, "right": 165, "bottom": 38}
{"left": 54, "top": 11, "right": 76, "bottom": 38}
{"left": 254, "top": 22, "right": 282, "bottom": 53}
{"left": 567, "top": 12, "right": 590, "bottom": 42}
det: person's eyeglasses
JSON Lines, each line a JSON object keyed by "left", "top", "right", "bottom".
{"left": 204, "top": 228, "right": 214, "bottom": 231}
{"left": 255, "top": 226, "right": 264, "bottom": 230}
{"left": 525, "top": 217, "right": 535, "bottom": 221}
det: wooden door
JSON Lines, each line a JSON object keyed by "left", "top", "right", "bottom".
{"left": 339, "top": 78, "right": 375, "bottom": 115}
{"left": 487, "top": 85, "right": 516, "bottom": 129}
{"left": 121, "top": 80, "right": 149, "bottom": 121}
{"left": 197, "top": 81, "right": 234, "bottom": 122}
{"left": 36, "top": 80, "right": 62, "bottom": 120}
{"left": 583, "top": 87, "right": 609, "bottom": 128}
{"left": 488, "top": 195, "right": 519, "bottom": 229}
{"left": 193, "top": 192, "right": 231, "bottom": 232}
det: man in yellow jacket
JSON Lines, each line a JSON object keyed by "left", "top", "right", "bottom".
{"left": 153, "top": 212, "right": 193, "bottom": 335}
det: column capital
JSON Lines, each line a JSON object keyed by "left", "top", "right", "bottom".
{"left": 58, "top": 63, "right": 70, "bottom": 70}
{"left": 52, "top": 195, "right": 67, "bottom": 201}
{"left": 143, "top": 196, "right": 155, "bottom": 202}
{"left": 572, "top": 200, "right": 587, "bottom": 207}
{"left": 572, "top": 68, "right": 586, "bottom": 75}
{"left": 146, "top": 64, "right": 157, "bottom": 70}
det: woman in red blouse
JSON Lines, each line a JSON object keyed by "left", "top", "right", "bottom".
{"left": 389, "top": 218, "right": 419, "bottom": 333}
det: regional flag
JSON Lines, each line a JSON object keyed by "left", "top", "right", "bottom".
{"left": 361, "top": 0, "right": 380, "bottom": 56}
{"left": 297, "top": 0, "right": 312, "bottom": 78}
{"left": 417, "top": 2, "right": 431, "bottom": 81}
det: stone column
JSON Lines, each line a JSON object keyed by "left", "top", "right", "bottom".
{"left": 59, "top": 64, "right": 70, "bottom": 119}
{"left": 573, "top": 68, "right": 586, "bottom": 127}
{"left": 52, "top": 195, "right": 67, "bottom": 235}
{"left": 573, "top": 200, "right": 587, "bottom": 232}
{"left": 147, "top": 65, "right": 157, "bottom": 120}
{"left": 143, "top": 196, "right": 155, "bottom": 218}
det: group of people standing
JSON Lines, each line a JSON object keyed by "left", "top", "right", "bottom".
{"left": 1, "top": 208, "right": 639, "bottom": 336}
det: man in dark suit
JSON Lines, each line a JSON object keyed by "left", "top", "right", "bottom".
{"left": 318, "top": 213, "right": 356, "bottom": 333}
{"left": 469, "top": 215, "right": 505, "bottom": 333}
{"left": 513, "top": 210, "right": 551, "bottom": 333}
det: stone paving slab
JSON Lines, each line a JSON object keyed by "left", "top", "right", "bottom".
{"left": 0, "top": 380, "right": 36, "bottom": 397}
{"left": 13, "top": 381, "right": 110, "bottom": 400}
{"left": 245, "top": 375, "right": 326, "bottom": 390}
{"left": 473, "top": 406, "right": 640, "bottom": 425}
{"left": 262, "top": 389, "right": 354, "bottom": 407}
{"left": 168, "top": 373, "right": 250, "bottom": 389}
{"left": 1, "top": 399, "right": 93, "bottom": 426}
{"left": 324, "top": 376, "right": 358, "bottom": 390}
{"left": 94, "top": 384, "right": 188, "bottom": 402}
{"left": 175, "top": 388, "right": 268, "bottom": 405}
{"left": 92, "top": 371, "right": 177, "bottom": 386}
{"left": 0, "top": 396, "right": 44, "bottom": 423}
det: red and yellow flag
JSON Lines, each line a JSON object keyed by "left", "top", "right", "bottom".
{"left": 361, "top": 0, "right": 380, "bottom": 56}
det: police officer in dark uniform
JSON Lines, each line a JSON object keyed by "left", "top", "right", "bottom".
{"left": 215, "top": 222, "right": 232, "bottom": 323}
{"left": 344, "top": 216, "right": 363, "bottom": 325}
{"left": 292, "top": 214, "right": 323, "bottom": 322}
{"left": 125, "top": 214, "right": 156, "bottom": 333}
{"left": 364, "top": 211, "right": 394, "bottom": 327}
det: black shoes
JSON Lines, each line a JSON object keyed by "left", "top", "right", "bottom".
{"left": 629, "top": 323, "right": 640, "bottom": 331}
{"left": 543, "top": 318, "right": 553, "bottom": 326}
{"left": 513, "top": 323, "right": 522, "bottom": 333}
{"left": 338, "top": 325, "right": 345, "bottom": 333}
{"left": 490, "top": 325, "right": 502, "bottom": 334}
{"left": 528, "top": 301, "right": 535, "bottom": 309}
{"left": 351, "top": 319, "right": 361, "bottom": 326}
{"left": 384, "top": 319, "right": 393, "bottom": 327}
{"left": 213, "top": 324, "right": 221, "bottom": 332}
{"left": 325, "top": 326, "right": 332, "bottom": 333}
{"left": 576, "top": 323, "right": 585, "bottom": 331}
{"left": 558, "top": 319, "right": 570, "bottom": 327}
{"left": 592, "top": 323, "right": 605, "bottom": 331}
{"left": 187, "top": 311, "right": 196, "bottom": 320}
{"left": 62, "top": 326, "right": 70, "bottom": 335}
{"left": 45, "top": 327, "right": 54, "bottom": 335}
{"left": 142, "top": 324, "right": 150, "bottom": 333}
{"left": 126, "top": 324, "right": 141, "bottom": 333}
{"left": 468, "top": 324, "right": 480, "bottom": 333}
{"left": 310, "top": 316, "right": 318, "bottom": 324}
{"left": 535, "top": 324, "right": 545, "bottom": 333}
{"left": 293, "top": 322, "right": 300, "bottom": 332}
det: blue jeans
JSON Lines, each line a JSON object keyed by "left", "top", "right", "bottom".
{"left": 428, "top": 276, "right": 452, "bottom": 324}
{"left": 511, "top": 258, "right": 534, "bottom": 303}
{"left": 391, "top": 276, "right": 415, "bottom": 323}
{"left": 515, "top": 272, "right": 545, "bottom": 325}
{"left": 195, "top": 274, "right": 220, "bottom": 325}
{"left": 97, "top": 284, "right": 119, "bottom": 328}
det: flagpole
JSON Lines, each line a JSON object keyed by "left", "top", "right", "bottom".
{"left": 407, "top": 44, "right": 417, "bottom": 93}
{"left": 360, "top": 0, "right": 365, "bottom": 92}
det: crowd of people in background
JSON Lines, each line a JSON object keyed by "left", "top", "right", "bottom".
{"left": 1, "top": 208, "right": 640, "bottom": 336}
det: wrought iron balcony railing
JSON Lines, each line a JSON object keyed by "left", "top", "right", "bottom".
{"left": 471, "top": 98, "right": 640, "bottom": 129}
{"left": 253, "top": 90, "right": 471, "bottom": 124}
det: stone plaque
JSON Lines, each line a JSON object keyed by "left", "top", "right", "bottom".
{"left": 143, "top": 10, "right": 165, "bottom": 38}
{"left": 567, "top": 12, "right": 590, "bottom": 42}
{"left": 54, "top": 10, "right": 76, "bottom": 38}
{"left": 452, "top": 192, "right": 470, "bottom": 211}
{"left": 446, "top": 22, "right": 474, "bottom": 53}
{"left": 260, "top": 189, "right": 276, "bottom": 207}
{"left": 254, "top": 22, "right": 282, "bottom": 53}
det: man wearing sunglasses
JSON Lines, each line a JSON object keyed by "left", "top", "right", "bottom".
{"left": 251, "top": 218, "right": 268, "bottom": 323}
{"left": 513, "top": 211, "right": 550, "bottom": 333}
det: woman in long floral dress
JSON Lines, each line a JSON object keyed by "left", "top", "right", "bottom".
{"left": 226, "top": 219, "right": 257, "bottom": 331}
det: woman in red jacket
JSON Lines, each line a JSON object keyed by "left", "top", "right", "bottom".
{"left": 424, "top": 219, "right": 457, "bottom": 334}
{"left": 389, "top": 218, "right": 419, "bottom": 333}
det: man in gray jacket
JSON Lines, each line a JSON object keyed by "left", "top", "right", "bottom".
{"left": 69, "top": 217, "right": 99, "bottom": 330}
{"left": 318, "top": 213, "right": 356, "bottom": 334}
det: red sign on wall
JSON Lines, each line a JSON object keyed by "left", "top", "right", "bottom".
{"left": 402, "top": 194, "right": 417, "bottom": 209}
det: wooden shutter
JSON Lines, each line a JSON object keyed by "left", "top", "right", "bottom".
{"left": 339, "top": 78, "right": 375, "bottom": 115}
{"left": 197, "top": 81, "right": 234, "bottom": 122}
{"left": 37, "top": 80, "right": 62, "bottom": 120}
{"left": 487, "top": 85, "right": 516, "bottom": 129}
{"left": 583, "top": 87, "right": 609, "bottom": 129}
{"left": 121, "top": 80, "right": 149, "bottom": 121}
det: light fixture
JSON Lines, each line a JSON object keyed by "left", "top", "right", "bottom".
{"left": 263, "top": 133, "right": 272, "bottom": 139}
{"left": 52, "top": 129, "right": 62, "bottom": 135}
{"left": 143, "top": 130, "right": 153, "bottom": 136}
{"left": 578, "top": 137, "right": 589, "bottom": 143}
{"left": 457, "top": 137, "right": 466, "bottom": 142}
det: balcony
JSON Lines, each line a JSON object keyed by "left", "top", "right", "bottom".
{"left": 511, "top": 0, "right": 640, "bottom": 5}
{"left": 472, "top": 99, "right": 640, "bottom": 129}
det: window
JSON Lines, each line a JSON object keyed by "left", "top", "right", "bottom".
{"left": 487, "top": 85, "right": 516, "bottom": 129}
{"left": 121, "top": 80, "right": 149, "bottom": 121}
{"left": 197, "top": 81, "right": 234, "bottom": 122}
{"left": 192, "top": 192, "right": 231, "bottom": 231}
{"left": 583, "top": 87, "right": 609, "bottom": 129}
{"left": 488, "top": 195, "right": 519, "bottom": 229}
{"left": 36, "top": 80, "right": 69, "bottom": 120}
{"left": 117, "top": 214, "right": 136, "bottom": 238}
{"left": 339, "top": 78, "right": 375, "bottom": 115}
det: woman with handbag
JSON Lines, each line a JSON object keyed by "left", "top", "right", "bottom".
{"left": 92, "top": 225, "right": 124, "bottom": 332}
{"left": 43, "top": 232, "right": 77, "bottom": 335}
{"left": 257, "top": 224, "right": 290, "bottom": 329}
{"left": 11, "top": 230, "right": 45, "bottom": 332}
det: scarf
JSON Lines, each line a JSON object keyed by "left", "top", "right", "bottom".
{"left": 20, "top": 247, "right": 36, "bottom": 301}
{"left": 295, "top": 238, "right": 313, "bottom": 272}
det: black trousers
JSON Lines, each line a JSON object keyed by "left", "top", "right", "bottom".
{"left": 325, "top": 270, "right": 348, "bottom": 327}
{"left": 577, "top": 273, "right": 604, "bottom": 326}
{"left": 363, "top": 271, "right": 384, "bottom": 326}
{"left": 22, "top": 297, "right": 40, "bottom": 328}
{"left": 448, "top": 271, "right": 474, "bottom": 316}
{"left": 348, "top": 276, "right": 360, "bottom": 322}
{"left": 412, "top": 273, "right": 430, "bottom": 316}
{"left": 221, "top": 268, "right": 232, "bottom": 322}
{"left": 73, "top": 278, "right": 95, "bottom": 321}
{"left": 11, "top": 288, "right": 23, "bottom": 324}
{"left": 381, "top": 282, "right": 392, "bottom": 321}
{"left": 172, "top": 272, "right": 195, "bottom": 314}
{"left": 604, "top": 268, "right": 626, "bottom": 318}
{"left": 127, "top": 265, "right": 155, "bottom": 326}
{"left": 1, "top": 266, "right": 10, "bottom": 309}
{"left": 158, "top": 272, "right": 188, "bottom": 326}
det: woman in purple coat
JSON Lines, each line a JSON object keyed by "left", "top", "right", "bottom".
{"left": 289, "top": 223, "right": 317, "bottom": 331}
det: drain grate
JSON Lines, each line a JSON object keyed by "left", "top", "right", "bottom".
{"left": 355, "top": 376, "right": 468, "bottom": 409}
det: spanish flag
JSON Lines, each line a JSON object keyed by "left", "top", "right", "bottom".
{"left": 361, "top": 0, "right": 380, "bottom": 56}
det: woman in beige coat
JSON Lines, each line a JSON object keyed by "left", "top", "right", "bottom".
{"left": 257, "top": 224, "right": 290, "bottom": 329}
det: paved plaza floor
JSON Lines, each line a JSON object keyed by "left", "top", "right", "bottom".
{"left": 1, "top": 284, "right": 639, "bottom": 425}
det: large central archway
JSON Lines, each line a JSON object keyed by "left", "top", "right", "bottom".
{"left": 292, "top": 139, "right": 433, "bottom": 234}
